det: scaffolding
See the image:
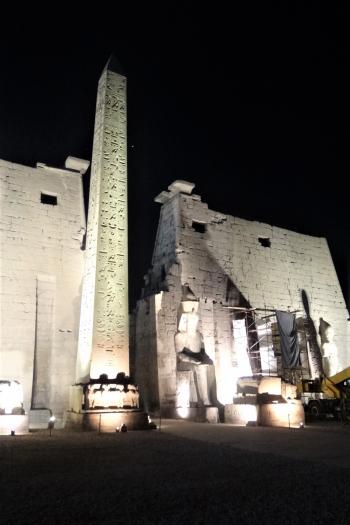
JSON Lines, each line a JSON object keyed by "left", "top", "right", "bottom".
{"left": 224, "top": 306, "right": 311, "bottom": 385}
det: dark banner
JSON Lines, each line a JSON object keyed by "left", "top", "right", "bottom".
{"left": 276, "top": 310, "right": 300, "bottom": 368}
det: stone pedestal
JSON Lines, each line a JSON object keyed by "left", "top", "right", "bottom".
{"left": 225, "top": 397, "right": 305, "bottom": 428}
{"left": 65, "top": 409, "right": 149, "bottom": 432}
{"left": 67, "top": 382, "right": 150, "bottom": 431}
{"left": 225, "top": 400, "right": 258, "bottom": 425}
{"left": 176, "top": 406, "right": 219, "bottom": 423}
{"left": 258, "top": 400, "right": 305, "bottom": 428}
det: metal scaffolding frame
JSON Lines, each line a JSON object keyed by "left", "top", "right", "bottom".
{"left": 224, "top": 305, "right": 311, "bottom": 383}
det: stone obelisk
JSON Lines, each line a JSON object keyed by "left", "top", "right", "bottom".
{"left": 76, "top": 56, "right": 129, "bottom": 382}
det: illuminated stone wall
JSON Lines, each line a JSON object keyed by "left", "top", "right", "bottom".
{"left": 134, "top": 182, "right": 350, "bottom": 412}
{"left": 0, "top": 159, "right": 86, "bottom": 426}
{"left": 134, "top": 293, "right": 165, "bottom": 412}
{"left": 76, "top": 64, "right": 129, "bottom": 382}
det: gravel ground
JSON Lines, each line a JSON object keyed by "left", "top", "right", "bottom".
{"left": 1, "top": 420, "right": 350, "bottom": 524}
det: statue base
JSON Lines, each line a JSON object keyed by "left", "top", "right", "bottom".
{"left": 66, "top": 381, "right": 152, "bottom": 431}
{"left": 65, "top": 409, "right": 151, "bottom": 432}
{"left": 258, "top": 400, "right": 305, "bottom": 429}
{"left": 225, "top": 397, "right": 305, "bottom": 428}
{"left": 224, "top": 400, "right": 258, "bottom": 426}
{"left": 175, "top": 406, "right": 219, "bottom": 423}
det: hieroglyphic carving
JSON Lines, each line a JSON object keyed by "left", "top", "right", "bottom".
{"left": 77, "top": 64, "right": 129, "bottom": 381}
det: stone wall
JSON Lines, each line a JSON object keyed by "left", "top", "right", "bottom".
{"left": 0, "top": 159, "right": 85, "bottom": 426}
{"left": 134, "top": 183, "right": 350, "bottom": 412}
{"left": 134, "top": 294, "right": 161, "bottom": 412}
{"left": 177, "top": 192, "right": 349, "bottom": 365}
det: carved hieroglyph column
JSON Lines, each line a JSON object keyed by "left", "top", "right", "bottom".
{"left": 76, "top": 57, "right": 129, "bottom": 382}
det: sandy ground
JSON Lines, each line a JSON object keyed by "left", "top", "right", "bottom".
{"left": 1, "top": 420, "right": 350, "bottom": 524}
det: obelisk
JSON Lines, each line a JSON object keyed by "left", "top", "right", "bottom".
{"left": 76, "top": 56, "right": 129, "bottom": 382}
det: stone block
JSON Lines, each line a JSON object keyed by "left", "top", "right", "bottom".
{"left": 69, "top": 385, "right": 84, "bottom": 413}
{"left": 0, "top": 159, "right": 85, "bottom": 420}
{"left": 168, "top": 180, "right": 195, "bottom": 195}
{"left": 175, "top": 406, "right": 219, "bottom": 423}
{"left": 224, "top": 402, "right": 258, "bottom": 425}
{"left": 258, "top": 377, "right": 282, "bottom": 396}
{"left": 258, "top": 400, "right": 305, "bottom": 428}
{"left": 204, "top": 406, "right": 219, "bottom": 423}
{"left": 29, "top": 409, "right": 51, "bottom": 430}
{"left": 0, "top": 415, "right": 28, "bottom": 434}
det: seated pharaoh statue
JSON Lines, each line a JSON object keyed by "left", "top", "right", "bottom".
{"left": 175, "top": 291, "right": 214, "bottom": 408}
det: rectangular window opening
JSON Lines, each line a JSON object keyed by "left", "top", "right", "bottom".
{"left": 41, "top": 193, "right": 57, "bottom": 206}
{"left": 258, "top": 237, "right": 271, "bottom": 248}
{"left": 192, "top": 221, "right": 206, "bottom": 234}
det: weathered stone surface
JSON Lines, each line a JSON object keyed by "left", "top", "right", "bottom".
{"left": 65, "top": 409, "right": 149, "bottom": 432}
{"left": 0, "top": 158, "right": 86, "bottom": 426}
{"left": 134, "top": 182, "right": 350, "bottom": 417}
{"left": 258, "top": 400, "right": 305, "bottom": 429}
{"left": 204, "top": 406, "right": 220, "bottom": 423}
{"left": 28, "top": 408, "right": 52, "bottom": 430}
{"left": 76, "top": 62, "right": 129, "bottom": 382}
{"left": 224, "top": 402, "right": 258, "bottom": 425}
{"left": 64, "top": 157, "right": 90, "bottom": 173}
{"left": 168, "top": 180, "right": 195, "bottom": 195}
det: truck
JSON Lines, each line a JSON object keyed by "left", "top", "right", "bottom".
{"left": 297, "top": 366, "right": 350, "bottom": 422}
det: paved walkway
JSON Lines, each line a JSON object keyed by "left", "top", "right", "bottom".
{"left": 1, "top": 421, "right": 350, "bottom": 523}
{"left": 161, "top": 418, "right": 350, "bottom": 468}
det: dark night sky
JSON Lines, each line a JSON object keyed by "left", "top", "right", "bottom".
{"left": 0, "top": 4, "right": 349, "bottom": 311}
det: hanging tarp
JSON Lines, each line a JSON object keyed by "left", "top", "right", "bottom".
{"left": 276, "top": 310, "right": 300, "bottom": 368}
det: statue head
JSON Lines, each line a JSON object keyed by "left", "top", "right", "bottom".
{"left": 181, "top": 284, "right": 197, "bottom": 301}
